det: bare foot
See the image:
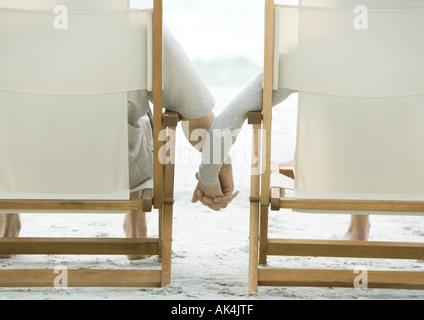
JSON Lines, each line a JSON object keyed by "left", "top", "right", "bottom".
{"left": 123, "top": 211, "right": 148, "bottom": 260}
{"left": 342, "top": 215, "right": 370, "bottom": 241}
{"left": 0, "top": 214, "right": 21, "bottom": 259}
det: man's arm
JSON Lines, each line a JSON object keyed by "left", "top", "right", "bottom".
{"left": 181, "top": 111, "right": 215, "bottom": 151}
{"left": 182, "top": 111, "right": 238, "bottom": 211}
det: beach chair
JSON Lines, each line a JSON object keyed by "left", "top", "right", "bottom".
{"left": 248, "top": 0, "right": 424, "bottom": 292}
{"left": 0, "top": 0, "right": 178, "bottom": 287}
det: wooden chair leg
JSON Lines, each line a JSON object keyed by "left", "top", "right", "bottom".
{"left": 161, "top": 202, "right": 173, "bottom": 287}
{"left": 160, "top": 126, "right": 176, "bottom": 287}
{"left": 248, "top": 122, "right": 261, "bottom": 292}
{"left": 259, "top": 205, "right": 269, "bottom": 265}
{"left": 160, "top": 163, "right": 174, "bottom": 287}
{"left": 248, "top": 200, "right": 260, "bottom": 292}
{"left": 158, "top": 207, "right": 163, "bottom": 259}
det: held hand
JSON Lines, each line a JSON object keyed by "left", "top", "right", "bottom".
{"left": 191, "top": 164, "right": 239, "bottom": 211}
{"left": 191, "top": 173, "right": 224, "bottom": 211}
{"left": 214, "top": 163, "right": 240, "bottom": 207}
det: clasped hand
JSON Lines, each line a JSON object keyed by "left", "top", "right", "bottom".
{"left": 191, "top": 163, "right": 239, "bottom": 211}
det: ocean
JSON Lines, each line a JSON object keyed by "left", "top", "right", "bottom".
{"left": 131, "top": 0, "right": 296, "bottom": 88}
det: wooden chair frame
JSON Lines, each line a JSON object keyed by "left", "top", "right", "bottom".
{"left": 0, "top": 0, "right": 178, "bottom": 288}
{"left": 247, "top": 0, "right": 424, "bottom": 292}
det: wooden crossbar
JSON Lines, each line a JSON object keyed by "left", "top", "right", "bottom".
{"left": 267, "top": 239, "right": 424, "bottom": 260}
{"left": 0, "top": 200, "right": 144, "bottom": 211}
{"left": 0, "top": 238, "right": 159, "bottom": 255}
{"left": 280, "top": 197, "right": 424, "bottom": 212}
{"left": 258, "top": 269, "right": 424, "bottom": 289}
{"left": 0, "top": 269, "right": 162, "bottom": 287}
{"left": 0, "top": 187, "right": 158, "bottom": 212}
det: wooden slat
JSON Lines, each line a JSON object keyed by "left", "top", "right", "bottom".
{"left": 153, "top": 0, "right": 164, "bottom": 209}
{"left": 161, "top": 203, "right": 173, "bottom": 287}
{"left": 248, "top": 124, "right": 262, "bottom": 292}
{"left": 267, "top": 239, "right": 424, "bottom": 260}
{"left": 0, "top": 269, "right": 161, "bottom": 287}
{"left": 280, "top": 197, "right": 424, "bottom": 212}
{"left": 260, "top": 0, "right": 275, "bottom": 206}
{"left": 0, "top": 238, "right": 159, "bottom": 255}
{"left": 258, "top": 269, "right": 424, "bottom": 289}
{"left": 0, "top": 200, "right": 143, "bottom": 211}
{"left": 158, "top": 206, "right": 163, "bottom": 259}
{"left": 259, "top": 205, "right": 269, "bottom": 265}
{"left": 160, "top": 129, "right": 176, "bottom": 287}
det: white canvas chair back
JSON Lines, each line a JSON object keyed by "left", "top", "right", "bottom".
{"left": 0, "top": 0, "right": 153, "bottom": 201}
{"left": 274, "top": 0, "right": 424, "bottom": 214}
{"left": 0, "top": 0, "right": 129, "bottom": 10}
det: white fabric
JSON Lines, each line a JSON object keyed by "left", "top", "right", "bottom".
{"left": 0, "top": 9, "right": 149, "bottom": 95}
{"left": 0, "top": 91, "right": 129, "bottom": 200}
{"left": 300, "top": 0, "right": 424, "bottom": 9}
{"left": 0, "top": 0, "right": 129, "bottom": 10}
{"left": 0, "top": 1, "right": 152, "bottom": 200}
{"left": 294, "top": 92, "right": 424, "bottom": 202}
{"left": 271, "top": 172, "right": 294, "bottom": 190}
{"left": 131, "top": 179, "right": 154, "bottom": 193}
{"left": 274, "top": 3, "right": 424, "bottom": 214}
{"left": 276, "top": 5, "right": 424, "bottom": 97}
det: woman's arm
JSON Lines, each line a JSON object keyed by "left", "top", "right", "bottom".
{"left": 198, "top": 72, "right": 295, "bottom": 188}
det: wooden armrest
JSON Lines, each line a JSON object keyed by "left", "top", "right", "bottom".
{"left": 162, "top": 110, "right": 181, "bottom": 128}
{"left": 247, "top": 111, "right": 263, "bottom": 125}
{"left": 270, "top": 187, "right": 281, "bottom": 211}
{"left": 130, "top": 189, "right": 153, "bottom": 212}
{"left": 279, "top": 166, "right": 295, "bottom": 179}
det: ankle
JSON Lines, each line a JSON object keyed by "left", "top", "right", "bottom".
{"left": 344, "top": 221, "right": 370, "bottom": 241}
{"left": 123, "top": 212, "right": 147, "bottom": 238}
{"left": 0, "top": 214, "right": 21, "bottom": 238}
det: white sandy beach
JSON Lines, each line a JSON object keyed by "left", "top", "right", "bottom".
{"left": 0, "top": 0, "right": 423, "bottom": 300}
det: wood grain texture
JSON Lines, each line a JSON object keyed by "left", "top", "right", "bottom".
{"left": 258, "top": 269, "right": 424, "bottom": 289}
{"left": 0, "top": 269, "right": 161, "bottom": 287}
